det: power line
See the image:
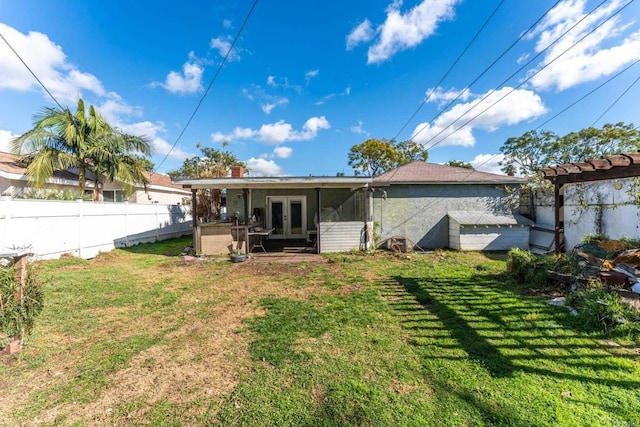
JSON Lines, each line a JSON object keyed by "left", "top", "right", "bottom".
{"left": 155, "top": 0, "right": 259, "bottom": 172}
{"left": 404, "top": 0, "right": 566, "bottom": 143}
{"left": 463, "top": 56, "right": 640, "bottom": 180}
{"left": 392, "top": 0, "right": 507, "bottom": 141}
{"left": 591, "top": 71, "right": 640, "bottom": 127}
{"left": 421, "top": 0, "right": 630, "bottom": 151}
{"left": 0, "top": 31, "right": 64, "bottom": 110}
{"left": 534, "top": 58, "right": 640, "bottom": 130}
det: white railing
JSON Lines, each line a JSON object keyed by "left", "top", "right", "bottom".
{"left": 0, "top": 197, "right": 192, "bottom": 260}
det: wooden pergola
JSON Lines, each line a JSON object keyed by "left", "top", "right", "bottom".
{"left": 541, "top": 152, "right": 640, "bottom": 253}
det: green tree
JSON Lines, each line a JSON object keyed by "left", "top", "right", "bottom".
{"left": 11, "top": 99, "right": 152, "bottom": 200}
{"left": 500, "top": 123, "right": 640, "bottom": 181}
{"left": 348, "top": 138, "right": 428, "bottom": 176}
{"left": 446, "top": 160, "right": 474, "bottom": 169}
{"left": 168, "top": 143, "right": 245, "bottom": 220}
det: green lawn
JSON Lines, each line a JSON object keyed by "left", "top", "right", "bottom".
{"left": 1, "top": 239, "right": 638, "bottom": 426}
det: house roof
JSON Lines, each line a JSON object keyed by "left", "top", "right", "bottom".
{"left": 0, "top": 151, "right": 80, "bottom": 184}
{"left": 372, "top": 161, "right": 524, "bottom": 185}
{"left": 448, "top": 210, "right": 534, "bottom": 226}
{"left": 145, "top": 172, "right": 190, "bottom": 193}
{"left": 0, "top": 151, "right": 188, "bottom": 193}
{"left": 174, "top": 176, "right": 372, "bottom": 190}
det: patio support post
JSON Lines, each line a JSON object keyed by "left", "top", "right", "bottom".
{"left": 242, "top": 188, "right": 249, "bottom": 224}
{"left": 191, "top": 188, "right": 197, "bottom": 228}
{"left": 315, "top": 187, "right": 321, "bottom": 254}
{"left": 554, "top": 182, "right": 565, "bottom": 254}
{"left": 362, "top": 189, "right": 368, "bottom": 250}
{"left": 191, "top": 188, "right": 198, "bottom": 253}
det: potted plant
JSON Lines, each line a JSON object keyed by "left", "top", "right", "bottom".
{"left": 1, "top": 262, "right": 44, "bottom": 354}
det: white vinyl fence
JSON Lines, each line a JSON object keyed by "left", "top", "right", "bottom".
{"left": 0, "top": 197, "right": 192, "bottom": 260}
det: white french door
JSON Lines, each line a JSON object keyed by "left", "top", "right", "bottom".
{"left": 267, "top": 196, "right": 307, "bottom": 239}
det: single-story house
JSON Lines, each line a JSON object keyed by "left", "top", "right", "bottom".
{"left": 0, "top": 151, "right": 190, "bottom": 204}
{"left": 175, "top": 162, "right": 529, "bottom": 254}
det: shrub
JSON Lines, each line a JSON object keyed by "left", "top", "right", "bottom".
{"left": 506, "top": 249, "right": 575, "bottom": 290}
{"left": 567, "top": 281, "right": 640, "bottom": 339}
{"left": 0, "top": 265, "right": 44, "bottom": 341}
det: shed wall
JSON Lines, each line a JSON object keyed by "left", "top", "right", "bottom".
{"left": 373, "top": 184, "right": 516, "bottom": 249}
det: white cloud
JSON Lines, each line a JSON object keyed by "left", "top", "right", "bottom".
{"left": 262, "top": 98, "right": 289, "bottom": 114}
{"left": 350, "top": 120, "right": 369, "bottom": 136}
{"left": 412, "top": 87, "right": 547, "bottom": 148}
{"left": 528, "top": 0, "right": 640, "bottom": 91}
{"left": 305, "top": 69, "right": 319, "bottom": 82}
{"left": 264, "top": 75, "right": 303, "bottom": 93}
{"left": 0, "top": 130, "right": 19, "bottom": 153}
{"left": 211, "top": 36, "right": 240, "bottom": 61}
{"left": 119, "top": 121, "right": 190, "bottom": 161}
{"left": 346, "top": 19, "right": 375, "bottom": 50}
{"left": 153, "top": 52, "right": 203, "bottom": 94}
{"left": 97, "top": 92, "right": 143, "bottom": 123}
{"left": 0, "top": 23, "right": 105, "bottom": 103}
{"left": 425, "top": 86, "right": 473, "bottom": 106}
{"left": 352, "top": 0, "right": 462, "bottom": 64}
{"left": 241, "top": 85, "right": 289, "bottom": 114}
{"left": 223, "top": 19, "right": 233, "bottom": 29}
{"left": 211, "top": 116, "right": 330, "bottom": 145}
{"left": 245, "top": 157, "right": 285, "bottom": 176}
{"left": 273, "top": 146, "right": 293, "bottom": 159}
{"left": 469, "top": 153, "right": 507, "bottom": 175}
{"left": 315, "top": 86, "right": 351, "bottom": 105}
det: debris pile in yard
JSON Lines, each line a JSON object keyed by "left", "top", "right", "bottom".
{"left": 552, "top": 241, "right": 640, "bottom": 312}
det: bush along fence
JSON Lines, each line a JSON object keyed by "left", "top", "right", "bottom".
{"left": 1, "top": 197, "right": 192, "bottom": 260}
{"left": 0, "top": 250, "right": 43, "bottom": 354}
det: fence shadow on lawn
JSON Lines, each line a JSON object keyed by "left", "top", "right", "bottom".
{"left": 377, "top": 273, "right": 640, "bottom": 388}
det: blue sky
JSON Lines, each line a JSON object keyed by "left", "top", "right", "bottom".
{"left": 1, "top": 0, "right": 640, "bottom": 177}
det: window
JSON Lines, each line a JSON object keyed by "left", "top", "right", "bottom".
{"left": 103, "top": 190, "right": 127, "bottom": 202}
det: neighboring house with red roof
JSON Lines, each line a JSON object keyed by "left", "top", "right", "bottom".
{"left": 0, "top": 151, "right": 189, "bottom": 205}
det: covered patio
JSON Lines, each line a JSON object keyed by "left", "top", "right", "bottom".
{"left": 175, "top": 172, "right": 373, "bottom": 255}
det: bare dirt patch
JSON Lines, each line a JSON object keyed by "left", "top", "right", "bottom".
{"left": 0, "top": 252, "right": 349, "bottom": 425}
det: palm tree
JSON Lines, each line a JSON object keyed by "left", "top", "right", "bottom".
{"left": 11, "top": 99, "right": 152, "bottom": 200}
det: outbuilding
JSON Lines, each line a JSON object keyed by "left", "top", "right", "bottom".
{"left": 448, "top": 210, "right": 533, "bottom": 251}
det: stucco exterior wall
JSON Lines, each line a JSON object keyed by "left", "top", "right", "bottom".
{"left": 372, "top": 184, "right": 517, "bottom": 249}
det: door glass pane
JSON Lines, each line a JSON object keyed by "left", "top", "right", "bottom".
{"left": 290, "top": 201, "right": 302, "bottom": 235}
{"left": 271, "top": 201, "right": 284, "bottom": 235}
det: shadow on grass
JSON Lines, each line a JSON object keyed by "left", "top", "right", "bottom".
{"left": 119, "top": 236, "right": 192, "bottom": 257}
{"left": 378, "top": 274, "right": 640, "bottom": 388}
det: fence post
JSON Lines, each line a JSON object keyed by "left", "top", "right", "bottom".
{"left": 124, "top": 202, "right": 130, "bottom": 247}
{"left": 77, "top": 198, "right": 84, "bottom": 258}
{"left": 155, "top": 203, "right": 160, "bottom": 242}
{"left": 1, "top": 195, "right": 11, "bottom": 251}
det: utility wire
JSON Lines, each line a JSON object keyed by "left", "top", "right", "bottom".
{"left": 403, "top": 0, "right": 565, "bottom": 143}
{"left": 155, "top": 0, "right": 259, "bottom": 172}
{"left": 462, "top": 56, "right": 640, "bottom": 180}
{"left": 0, "top": 31, "right": 65, "bottom": 110}
{"left": 534, "top": 58, "right": 640, "bottom": 130}
{"left": 421, "top": 0, "right": 629, "bottom": 151}
{"left": 457, "top": 1, "right": 637, "bottom": 181}
{"left": 392, "top": 0, "right": 506, "bottom": 141}
{"left": 591, "top": 72, "right": 640, "bottom": 126}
